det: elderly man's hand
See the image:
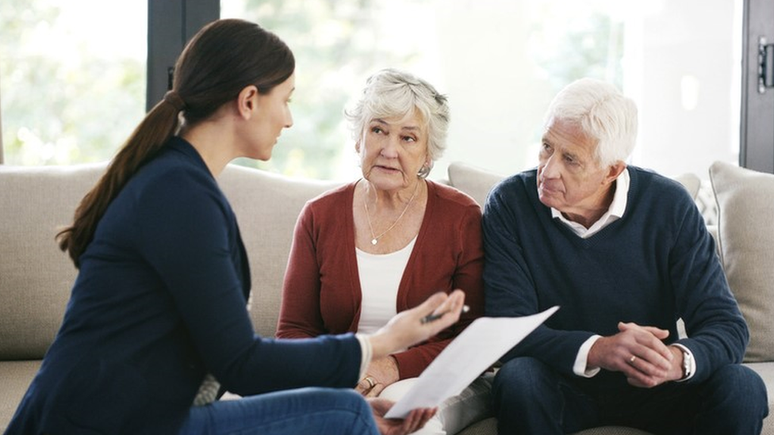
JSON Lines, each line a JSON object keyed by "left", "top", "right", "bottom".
{"left": 588, "top": 322, "right": 679, "bottom": 388}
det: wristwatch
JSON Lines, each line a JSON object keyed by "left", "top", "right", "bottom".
{"left": 680, "top": 346, "right": 693, "bottom": 380}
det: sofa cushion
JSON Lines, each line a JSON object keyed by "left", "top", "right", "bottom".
{"left": 0, "top": 164, "right": 105, "bottom": 359}
{"left": 447, "top": 162, "right": 506, "bottom": 207}
{"left": 218, "top": 165, "right": 342, "bottom": 337}
{"left": 671, "top": 173, "right": 701, "bottom": 200}
{"left": 0, "top": 163, "right": 342, "bottom": 362}
{"left": 0, "top": 360, "right": 42, "bottom": 428}
{"left": 710, "top": 161, "right": 774, "bottom": 362}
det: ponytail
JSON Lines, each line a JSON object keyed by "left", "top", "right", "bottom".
{"left": 57, "top": 18, "right": 294, "bottom": 268}
{"left": 57, "top": 92, "right": 185, "bottom": 267}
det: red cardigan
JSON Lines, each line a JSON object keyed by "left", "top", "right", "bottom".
{"left": 277, "top": 180, "right": 485, "bottom": 379}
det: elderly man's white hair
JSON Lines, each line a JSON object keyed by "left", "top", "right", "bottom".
{"left": 544, "top": 78, "right": 638, "bottom": 168}
{"left": 345, "top": 68, "right": 450, "bottom": 178}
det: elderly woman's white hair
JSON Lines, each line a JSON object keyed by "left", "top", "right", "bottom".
{"left": 544, "top": 78, "right": 638, "bottom": 168}
{"left": 345, "top": 68, "right": 450, "bottom": 178}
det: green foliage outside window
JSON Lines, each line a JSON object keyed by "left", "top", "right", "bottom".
{"left": 228, "top": 0, "right": 416, "bottom": 179}
{"left": 0, "top": 0, "right": 146, "bottom": 166}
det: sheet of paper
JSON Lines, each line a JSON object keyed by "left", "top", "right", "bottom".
{"left": 384, "top": 306, "right": 559, "bottom": 419}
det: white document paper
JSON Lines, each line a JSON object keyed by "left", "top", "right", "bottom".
{"left": 384, "top": 306, "right": 559, "bottom": 419}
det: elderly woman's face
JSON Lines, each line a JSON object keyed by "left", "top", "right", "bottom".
{"left": 357, "top": 111, "right": 429, "bottom": 192}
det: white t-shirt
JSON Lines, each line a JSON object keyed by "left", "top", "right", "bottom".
{"left": 355, "top": 237, "right": 417, "bottom": 334}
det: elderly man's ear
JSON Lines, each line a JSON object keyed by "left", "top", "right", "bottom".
{"left": 604, "top": 162, "right": 627, "bottom": 184}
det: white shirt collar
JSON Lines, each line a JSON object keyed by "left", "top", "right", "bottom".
{"left": 551, "top": 168, "right": 630, "bottom": 239}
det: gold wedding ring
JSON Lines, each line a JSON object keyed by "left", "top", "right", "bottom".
{"left": 364, "top": 376, "right": 376, "bottom": 389}
{"left": 629, "top": 355, "right": 637, "bottom": 364}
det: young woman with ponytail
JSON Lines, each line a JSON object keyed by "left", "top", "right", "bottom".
{"left": 6, "top": 19, "right": 466, "bottom": 435}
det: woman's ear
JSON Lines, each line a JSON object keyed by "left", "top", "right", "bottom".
{"left": 236, "top": 85, "right": 259, "bottom": 120}
{"left": 354, "top": 140, "right": 361, "bottom": 153}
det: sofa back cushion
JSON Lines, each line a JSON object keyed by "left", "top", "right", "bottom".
{"left": 0, "top": 164, "right": 104, "bottom": 359}
{"left": 0, "top": 163, "right": 342, "bottom": 360}
{"left": 447, "top": 162, "right": 507, "bottom": 207}
{"left": 710, "top": 161, "right": 774, "bottom": 362}
{"left": 218, "top": 165, "right": 342, "bottom": 337}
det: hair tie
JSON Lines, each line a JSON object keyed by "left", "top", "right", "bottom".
{"left": 163, "top": 91, "right": 186, "bottom": 111}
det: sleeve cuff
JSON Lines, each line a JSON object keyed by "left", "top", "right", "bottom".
{"left": 671, "top": 343, "right": 696, "bottom": 381}
{"left": 574, "top": 335, "right": 602, "bottom": 378}
{"left": 356, "top": 334, "right": 373, "bottom": 381}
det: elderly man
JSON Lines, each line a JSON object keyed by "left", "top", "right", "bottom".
{"left": 483, "top": 78, "right": 768, "bottom": 434}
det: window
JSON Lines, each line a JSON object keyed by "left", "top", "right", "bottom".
{"left": 0, "top": 0, "right": 146, "bottom": 165}
{"left": 3, "top": 0, "right": 761, "bottom": 179}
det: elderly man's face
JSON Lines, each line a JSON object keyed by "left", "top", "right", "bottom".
{"left": 537, "top": 117, "right": 619, "bottom": 224}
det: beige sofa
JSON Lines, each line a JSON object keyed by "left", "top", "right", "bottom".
{"left": 1, "top": 160, "right": 772, "bottom": 434}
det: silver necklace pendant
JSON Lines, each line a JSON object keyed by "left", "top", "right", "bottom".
{"left": 363, "top": 180, "right": 421, "bottom": 248}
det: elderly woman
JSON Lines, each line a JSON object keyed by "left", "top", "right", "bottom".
{"left": 277, "top": 69, "right": 490, "bottom": 435}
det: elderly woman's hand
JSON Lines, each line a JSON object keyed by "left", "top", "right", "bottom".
{"left": 368, "top": 290, "right": 465, "bottom": 359}
{"left": 356, "top": 356, "right": 400, "bottom": 397}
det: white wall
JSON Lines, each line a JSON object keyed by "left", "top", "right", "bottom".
{"left": 630, "top": 0, "right": 740, "bottom": 178}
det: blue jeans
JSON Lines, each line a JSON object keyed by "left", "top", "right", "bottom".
{"left": 491, "top": 357, "right": 768, "bottom": 435}
{"left": 178, "top": 387, "right": 379, "bottom": 435}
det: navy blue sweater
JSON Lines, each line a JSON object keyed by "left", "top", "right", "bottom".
{"left": 7, "top": 138, "right": 361, "bottom": 434}
{"left": 483, "top": 166, "right": 748, "bottom": 389}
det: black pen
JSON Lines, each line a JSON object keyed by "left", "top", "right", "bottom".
{"left": 421, "top": 305, "right": 470, "bottom": 324}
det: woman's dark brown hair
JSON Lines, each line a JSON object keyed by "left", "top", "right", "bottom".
{"left": 57, "top": 19, "right": 295, "bottom": 267}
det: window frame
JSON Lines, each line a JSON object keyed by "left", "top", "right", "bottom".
{"left": 740, "top": 0, "right": 774, "bottom": 173}
{"left": 146, "top": 0, "right": 219, "bottom": 111}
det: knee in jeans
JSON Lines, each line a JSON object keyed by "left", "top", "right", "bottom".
{"left": 708, "top": 365, "right": 765, "bottom": 396}
{"left": 303, "top": 388, "right": 371, "bottom": 415}
{"left": 495, "top": 358, "right": 550, "bottom": 388}
{"left": 335, "top": 388, "right": 371, "bottom": 411}
{"left": 493, "top": 357, "right": 553, "bottom": 403}
{"left": 706, "top": 365, "right": 769, "bottom": 417}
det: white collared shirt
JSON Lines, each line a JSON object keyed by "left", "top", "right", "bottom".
{"left": 551, "top": 168, "right": 630, "bottom": 239}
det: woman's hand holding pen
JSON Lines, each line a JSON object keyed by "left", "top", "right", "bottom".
{"left": 368, "top": 289, "right": 466, "bottom": 360}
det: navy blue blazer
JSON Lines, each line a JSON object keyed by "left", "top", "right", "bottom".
{"left": 6, "top": 138, "right": 361, "bottom": 434}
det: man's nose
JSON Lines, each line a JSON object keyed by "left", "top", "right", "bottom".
{"left": 540, "top": 154, "right": 560, "bottom": 179}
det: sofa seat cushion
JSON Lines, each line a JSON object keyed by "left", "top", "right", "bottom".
{"left": 710, "top": 161, "right": 774, "bottom": 362}
{"left": 0, "top": 360, "right": 42, "bottom": 430}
